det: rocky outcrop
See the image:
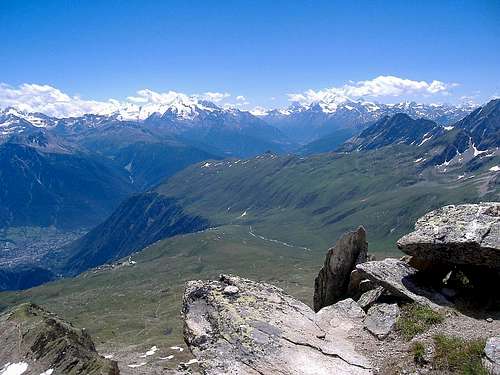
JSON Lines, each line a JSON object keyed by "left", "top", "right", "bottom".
{"left": 182, "top": 274, "right": 372, "bottom": 375}
{"left": 314, "top": 227, "right": 368, "bottom": 312}
{"left": 397, "top": 202, "right": 500, "bottom": 268}
{"left": 0, "top": 303, "right": 119, "bottom": 374}
{"left": 356, "top": 258, "right": 449, "bottom": 310}
{"left": 181, "top": 203, "right": 500, "bottom": 374}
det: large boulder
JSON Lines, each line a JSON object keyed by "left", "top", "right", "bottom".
{"left": 314, "top": 227, "right": 368, "bottom": 312}
{"left": 397, "top": 203, "right": 500, "bottom": 268}
{"left": 0, "top": 303, "right": 119, "bottom": 375}
{"left": 182, "top": 274, "right": 372, "bottom": 375}
{"left": 356, "top": 258, "right": 449, "bottom": 310}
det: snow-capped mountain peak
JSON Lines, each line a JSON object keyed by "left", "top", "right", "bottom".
{"left": 262, "top": 98, "right": 476, "bottom": 125}
{"left": 112, "top": 93, "right": 221, "bottom": 121}
{"left": 0, "top": 107, "right": 53, "bottom": 128}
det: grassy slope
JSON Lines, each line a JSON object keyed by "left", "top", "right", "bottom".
{"left": 0, "top": 145, "right": 497, "bottom": 361}
{"left": 157, "top": 146, "right": 497, "bottom": 252}
{"left": 0, "top": 225, "right": 320, "bottom": 352}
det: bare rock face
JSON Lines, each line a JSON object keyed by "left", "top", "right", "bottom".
{"left": 364, "top": 303, "right": 400, "bottom": 340}
{"left": 484, "top": 336, "right": 500, "bottom": 375}
{"left": 357, "top": 286, "right": 384, "bottom": 310}
{"left": 0, "top": 303, "right": 119, "bottom": 375}
{"left": 182, "top": 274, "right": 372, "bottom": 375}
{"left": 314, "top": 227, "right": 368, "bottom": 312}
{"left": 397, "top": 203, "right": 500, "bottom": 268}
{"left": 356, "top": 258, "right": 449, "bottom": 310}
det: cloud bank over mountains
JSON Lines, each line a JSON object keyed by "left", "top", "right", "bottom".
{"left": 288, "top": 76, "right": 459, "bottom": 105}
{"left": 0, "top": 83, "right": 239, "bottom": 118}
{"left": 0, "top": 76, "right": 467, "bottom": 118}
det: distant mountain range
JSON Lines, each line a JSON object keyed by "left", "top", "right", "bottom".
{"left": 1, "top": 97, "right": 476, "bottom": 148}
{"left": 0, "top": 98, "right": 490, "bottom": 232}
{"left": 341, "top": 99, "right": 500, "bottom": 168}
{"left": 258, "top": 99, "right": 476, "bottom": 144}
{"left": 51, "top": 99, "right": 500, "bottom": 276}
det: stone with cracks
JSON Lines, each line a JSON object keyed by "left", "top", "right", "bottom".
{"left": 182, "top": 274, "right": 372, "bottom": 375}
{"left": 397, "top": 203, "right": 500, "bottom": 268}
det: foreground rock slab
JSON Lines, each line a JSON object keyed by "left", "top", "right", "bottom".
{"left": 0, "top": 303, "right": 119, "bottom": 375}
{"left": 397, "top": 202, "right": 500, "bottom": 268}
{"left": 182, "top": 274, "right": 372, "bottom": 375}
{"left": 314, "top": 226, "right": 368, "bottom": 312}
{"left": 356, "top": 258, "right": 449, "bottom": 310}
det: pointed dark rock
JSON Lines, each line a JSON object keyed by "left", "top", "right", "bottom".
{"left": 314, "top": 227, "right": 368, "bottom": 312}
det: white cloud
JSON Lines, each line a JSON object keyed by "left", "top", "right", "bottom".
{"left": 197, "top": 91, "right": 230, "bottom": 102}
{"left": 249, "top": 106, "right": 268, "bottom": 116}
{"left": 288, "top": 75, "right": 459, "bottom": 105}
{"left": 236, "top": 95, "right": 246, "bottom": 101}
{"left": 0, "top": 83, "right": 122, "bottom": 117}
{"left": 0, "top": 83, "right": 234, "bottom": 118}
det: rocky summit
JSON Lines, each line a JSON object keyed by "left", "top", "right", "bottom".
{"left": 182, "top": 274, "right": 372, "bottom": 375}
{"left": 182, "top": 202, "right": 500, "bottom": 374}
{"left": 397, "top": 202, "right": 500, "bottom": 268}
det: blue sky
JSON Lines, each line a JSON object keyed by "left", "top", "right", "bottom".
{"left": 0, "top": 0, "right": 499, "bottom": 114}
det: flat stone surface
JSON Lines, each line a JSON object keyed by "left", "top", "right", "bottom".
{"left": 364, "top": 303, "right": 400, "bottom": 340}
{"left": 356, "top": 258, "right": 449, "bottom": 310}
{"left": 315, "top": 298, "right": 369, "bottom": 367}
{"left": 183, "top": 275, "right": 372, "bottom": 375}
{"left": 397, "top": 202, "right": 500, "bottom": 268}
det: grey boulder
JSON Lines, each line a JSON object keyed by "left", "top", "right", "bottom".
{"left": 182, "top": 274, "right": 372, "bottom": 375}
{"left": 397, "top": 202, "right": 500, "bottom": 268}
{"left": 364, "top": 303, "right": 400, "bottom": 340}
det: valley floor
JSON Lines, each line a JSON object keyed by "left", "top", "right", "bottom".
{"left": 0, "top": 226, "right": 87, "bottom": 268}
{"left": 0, "top": 225, "right": 333, "bottom": 373}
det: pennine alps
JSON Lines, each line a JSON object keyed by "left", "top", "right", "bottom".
{"left": 0, "top": 0, "right": 499, "bottom": 374}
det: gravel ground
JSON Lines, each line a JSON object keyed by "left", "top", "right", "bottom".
{"left": 351, "top": 306, "right": 500, "bottom": 375}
